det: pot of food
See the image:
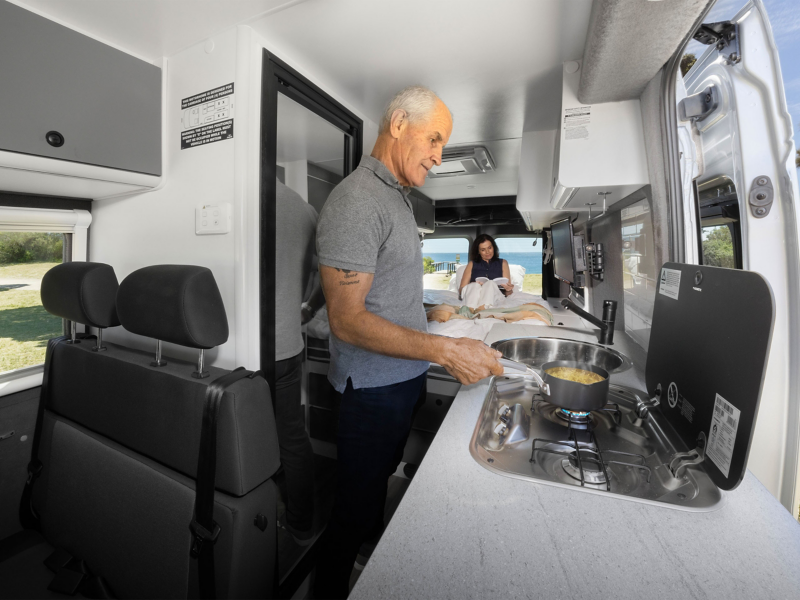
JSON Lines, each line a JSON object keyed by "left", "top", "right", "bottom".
{"left": 498, "top": 358, "right": 609, "bottom": 412}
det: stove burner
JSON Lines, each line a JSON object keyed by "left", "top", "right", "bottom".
{"left": 562, "top": 449, "right": 608, "bottom": 485}
{"left": 533, "top": 398, "right": 622, "bottom": 430}
{"left": 557, "top": 408, "right": 591, "bottom": 425}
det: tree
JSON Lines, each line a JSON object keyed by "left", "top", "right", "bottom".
{"left": 680, "top": 53, "right": 697, "bottom": 78}
{"left": 702, "top": 227, "right": 735, "bottom": 268}
{"left": 422, "top": 256, "right": 436, "bottom": 274}
{"left": 796, "top": 148, "right": 799, "bottom": 169}
{"left": 0, "top": 232, "right": 63, "bottom": 264}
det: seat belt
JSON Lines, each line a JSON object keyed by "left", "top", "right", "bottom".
{"left": 19, "top": 336, "right": 67, "bottom": 530}
{"left": 190, "top": 367, "right": 263, "bottom": 600}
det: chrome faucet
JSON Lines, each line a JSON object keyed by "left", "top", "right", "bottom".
{"left": 560, "top": 298, "right": 617, "bottom": 345}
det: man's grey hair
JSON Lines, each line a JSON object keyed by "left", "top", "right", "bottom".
{"left": 379, "top": 85, "right": 450, "bottom": 134}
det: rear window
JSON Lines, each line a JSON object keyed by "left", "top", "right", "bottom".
{"left": 422, "top": 238, "right": 469, "bottom": 290}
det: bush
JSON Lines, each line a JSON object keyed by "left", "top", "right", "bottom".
{"left": 423, "top": 256, "right": 436, "bottom": 274}
{"left": 0, "top": 232, "right": 63, "bottom": 265}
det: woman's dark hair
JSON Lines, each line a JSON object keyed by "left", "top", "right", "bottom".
{"left": 470, "top": 234, "right": 500, "bottom": 263}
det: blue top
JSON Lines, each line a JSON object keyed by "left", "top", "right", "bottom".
{"left": 470, "top": 259, "right": 504, "bottom": 281}
{"left": 470, "top": 259, "right": 507, "bottom": 295}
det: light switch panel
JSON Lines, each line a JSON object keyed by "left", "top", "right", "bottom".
{"left": 195, "top": 203, "right": 231, "bottom": 235}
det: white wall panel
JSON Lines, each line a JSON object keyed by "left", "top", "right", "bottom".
{"left": 90, "top": 28, "right": 239, "bottom": 367}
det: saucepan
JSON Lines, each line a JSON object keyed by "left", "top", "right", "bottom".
{"left": 498, "top": 358, "right": 610, "bottom": 412}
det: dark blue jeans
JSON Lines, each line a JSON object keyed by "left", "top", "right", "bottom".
{"left": 314, "top": 372, "right": 426, "bottom": 598}
{"left": 275, "top": 352, "right": 315, "bottom": 532}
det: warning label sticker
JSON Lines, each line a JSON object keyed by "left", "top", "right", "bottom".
{"left": 181, "top": 119, "right": 234, "bottom": 150}
{"left": 564, "top": 106, "right": 591, "bottom": 141}
{"left": 707, "top": 393, "right": 740, "bottom": 478}
{"left": 658, "top": 267, "right": 681, "bottom": 300}
{"left": 181, "top": 83, "right": 234, "bottom": 149}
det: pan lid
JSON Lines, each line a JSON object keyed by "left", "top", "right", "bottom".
{"left": 645, "top": 263, "right": 774, "bottom": 491}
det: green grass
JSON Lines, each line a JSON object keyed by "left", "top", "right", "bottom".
{"left": 0, "top": 262, "right": 62, "bottom": 373}
{"left": 0, "top": 261, "right": 59, "bottom": 279}
{"left": 423, "top": 273, "right": 452, "bottom": 290}
{"left": 522, "top": 274, "right": 543, "bottom": 295}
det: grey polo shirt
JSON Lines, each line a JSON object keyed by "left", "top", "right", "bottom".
{"left": 316, "top": 155, "right": 429, "bottom": 392}
{"left": 275, "top": 180, "right": 318, "bottom": 361}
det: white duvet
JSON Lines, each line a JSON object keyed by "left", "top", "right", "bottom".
{"left": 424, "top": 288, "right": 551, "bottom": 340}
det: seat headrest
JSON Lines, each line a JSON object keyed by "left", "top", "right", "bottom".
{"left": 41, "top": 262, "right": 121, "bottom": 328}
{"left": 116, "top": 265, "right": 228, "bottom": 349}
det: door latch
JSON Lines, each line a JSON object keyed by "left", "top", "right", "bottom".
{"left": 749, "top": 176, "right": 774, "bottom": 218}
{"left": 679, "top": 85, "right": 719, "bottom": 122}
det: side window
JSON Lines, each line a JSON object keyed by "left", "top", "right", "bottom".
{"left": 0, "top": 232, "right": 66, "bottom": 375}
{"left": 421, "top": 237, "right": 469, "bottom": 290}
{"left": 696, "top": 177, "right": 742, "bottom": 269}
{"left": 494, "top": 236, "right": 542, "bottom": 295}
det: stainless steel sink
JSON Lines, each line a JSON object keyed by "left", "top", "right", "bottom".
{"left": 491, "top": 337, "right": 632, "bottom": 374}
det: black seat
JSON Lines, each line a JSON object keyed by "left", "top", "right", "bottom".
{"left": 0, "top": 263, "right": 280, "bottom": 599}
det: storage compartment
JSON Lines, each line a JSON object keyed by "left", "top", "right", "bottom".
{"left": 549, "top": 61, "right": 648, "bottom": 211}
{"left": 410, "top": 190, "right": 435, "bottom": 233}
{"left": 0, "top": 2, "right": 162, "bottom": 197}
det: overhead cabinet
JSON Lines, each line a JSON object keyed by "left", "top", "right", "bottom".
{"left": 410, "top": 192, "right": 435, "bottom": 233}
{"left": 0, "top": 1, "right": 162, "bottom": 197}
{"left": 549, "top": 61, "right": 649, "bottom": 211}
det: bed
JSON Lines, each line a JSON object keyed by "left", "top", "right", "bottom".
{"left": 305, "top": 264, "right": 550, "bottom": 350}
{"left": 423, "top": 263, "right": 552, "bottom": 340}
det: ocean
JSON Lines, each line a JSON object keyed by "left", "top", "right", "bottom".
{"left": 423, "top": 252, "right": 543, "bottom": 275}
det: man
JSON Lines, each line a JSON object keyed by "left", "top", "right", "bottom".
{"left": 275, "top": 179, "right": 326, "bottom": 545}
{"left": 313, "top": 86, "right": 503, "bottom": 597}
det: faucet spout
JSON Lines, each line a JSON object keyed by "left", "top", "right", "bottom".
{"left": 560, "top": 298, "right": 617, "bottom": 345}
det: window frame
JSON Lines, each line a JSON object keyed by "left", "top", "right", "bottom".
{"left": 0, "top": 205, "right": 91, "bottom": 395}
{"left": 259, "top": 49, "right": 363, "bottom": 398}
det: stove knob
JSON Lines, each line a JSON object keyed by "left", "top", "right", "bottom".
{"left": 494, "top": 423, "right": 508, "bottom": 437}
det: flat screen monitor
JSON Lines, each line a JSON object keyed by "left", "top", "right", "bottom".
{"left": 551, "top": 217, "right": 575, "bottom": 284}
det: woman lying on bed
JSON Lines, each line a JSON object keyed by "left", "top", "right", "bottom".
{"left": 459, "top": 234, "right": 513, "bottom": 308}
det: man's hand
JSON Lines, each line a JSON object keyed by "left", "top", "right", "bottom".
{"left": 439, "top": 338, "right": 504, "bottom": 385}
{"left": 301, "top": 304, "right": 315, "bottom": 325}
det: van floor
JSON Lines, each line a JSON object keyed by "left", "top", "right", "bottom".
{"left": 275, "top": 455, "right": 413, "bottom": 596}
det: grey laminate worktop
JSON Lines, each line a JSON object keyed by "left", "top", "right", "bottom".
{"left": 350, "top": 318, "right": 800, "bottom": 600}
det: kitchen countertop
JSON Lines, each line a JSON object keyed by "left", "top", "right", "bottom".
{"left": 350, "top": 318, "right": 800, "bottom": 600}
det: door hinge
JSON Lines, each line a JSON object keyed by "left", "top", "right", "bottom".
{"left": 693, "top": 21, "right": 741, "bottom": 64}
{"left": 679, "top": 85, "right": 719, "bottom": 122}
{"left": 748, "top": 176, "right": 774, "bottom": 218}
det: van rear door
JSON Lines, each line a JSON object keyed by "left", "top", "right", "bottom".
{"left": 679, "top": 0, "right": 800, "bottom": 514}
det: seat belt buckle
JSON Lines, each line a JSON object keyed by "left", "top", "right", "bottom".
{"left": 26, "top": 460, "right": 43, "bottom": 485}
{"left": 189, "top": 518, "right": 221, "bottom": 557}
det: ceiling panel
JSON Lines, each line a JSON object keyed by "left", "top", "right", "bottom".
{"left": 250, "top": 0, "right": 592, "bottom": 144}
{"left": 13, "top": 0, "right": 300, "bottom": 60}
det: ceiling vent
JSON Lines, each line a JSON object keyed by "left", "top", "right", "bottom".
{"left": 428, "top": 146, "right": 496, "bottom": 178}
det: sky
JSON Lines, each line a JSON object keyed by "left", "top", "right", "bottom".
{"left": 422, "top": 237, "right": 540, "bottom": 253}
{"left": 685, "top": 0, "right": 800, "bottom": 152}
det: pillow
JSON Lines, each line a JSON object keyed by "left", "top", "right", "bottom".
{"left": 508, "top": 263, "right": 526, "bottom": 291}
{"left": 448, "top": 264, "right": 468, "bottom": 292}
